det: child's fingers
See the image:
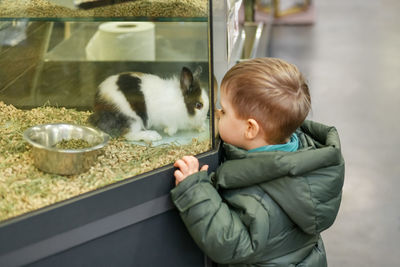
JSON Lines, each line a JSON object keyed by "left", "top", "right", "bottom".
{"left": 174, "top": 169, "right": 184, "bottom": 181}
{"left": 200, "top": 164, "right": 209, "bottom": 171}
{"left": 181, "top": 156, "right": 199, "bottom": 170}
{"left": 174, "top": 170, "right": 185, "bottom": 185}
{"left": 174, "top": 159, "right": 188, "bottom": 173}
{"left": 174, "top": 157, "right": 208, "bottom": 186}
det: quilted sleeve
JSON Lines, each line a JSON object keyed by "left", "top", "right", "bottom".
{"left": 170, "top": 171, "right": 267, "bottom": 264}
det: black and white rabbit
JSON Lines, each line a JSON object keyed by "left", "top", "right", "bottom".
{"left": 88, "top": 66, "right": 209, "bottom": 142}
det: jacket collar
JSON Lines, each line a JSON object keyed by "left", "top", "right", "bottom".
{"left": 216, "top": 120, "right": 342, "bottom": 189}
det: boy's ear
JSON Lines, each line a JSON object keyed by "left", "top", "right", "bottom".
{"left": 245, "top": 119, "right": 260, "bottom": 140}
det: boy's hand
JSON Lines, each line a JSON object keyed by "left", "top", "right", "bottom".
{"left": 173, "top": 156, "right": 209, "bottom": 186}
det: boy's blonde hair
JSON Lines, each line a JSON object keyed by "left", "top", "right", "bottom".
{"left": 220, "top": 57, "right": 311, "bottom": 144}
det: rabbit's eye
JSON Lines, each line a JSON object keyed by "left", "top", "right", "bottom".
{"left": 195, "top": 102, "right": 203, "bottom": 109}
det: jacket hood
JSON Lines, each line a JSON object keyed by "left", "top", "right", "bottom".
{"left": 216, "top": 120, "right": 345, "bottom": 235}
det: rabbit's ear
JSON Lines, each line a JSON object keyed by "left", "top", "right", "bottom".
{"left": 180, "top": 67, "right": 194, "bottom": 92}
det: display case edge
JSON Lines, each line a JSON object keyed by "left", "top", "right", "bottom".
{"left": 0, "top": 140, "right": 222, "bottom": 267}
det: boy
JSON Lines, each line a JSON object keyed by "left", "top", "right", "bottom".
{"left": 171, "top": 58, "right": 344, "bottom": 267}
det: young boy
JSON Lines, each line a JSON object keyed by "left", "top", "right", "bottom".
{"left": 171, "top": 58, "right": 344, "bottom": 267}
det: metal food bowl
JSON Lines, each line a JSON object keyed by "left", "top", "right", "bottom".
{"left": 23, "top": 123, "right": 109, "bottom": 175}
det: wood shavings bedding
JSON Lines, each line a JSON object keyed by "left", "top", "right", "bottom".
{"left": 0, "top": 102, "right": 210, "bottom": 222}
{"left": 0, "top": 0, "right": 208, "bottom": 18}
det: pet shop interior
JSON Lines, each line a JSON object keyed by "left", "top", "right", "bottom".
{"left": 0, "top": 0, "right": 399, "bottom": 266}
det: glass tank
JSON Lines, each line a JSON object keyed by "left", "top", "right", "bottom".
{"left": 0, "top": 0, "right": 213, "bottom": 222}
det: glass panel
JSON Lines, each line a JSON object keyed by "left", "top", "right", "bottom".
{"left": 0, "top": 1, "right": 211, "bottom": 222}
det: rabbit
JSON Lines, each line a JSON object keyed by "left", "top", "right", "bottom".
{"left": 88, "top": 66, "right": 209, "bottom": 143}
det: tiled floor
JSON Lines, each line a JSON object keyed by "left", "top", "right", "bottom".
{"left": 270, "top": 0, "right": 400, "bottom": 266}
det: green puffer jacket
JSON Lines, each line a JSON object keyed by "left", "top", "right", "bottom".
{"left": 171, "top": 120, "right": 345, "bottom": 266}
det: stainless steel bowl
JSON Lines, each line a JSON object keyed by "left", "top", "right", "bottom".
{"left": 23, "top": 123, "right": 109, "bottom": 175}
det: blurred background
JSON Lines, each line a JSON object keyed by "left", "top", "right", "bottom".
{"left": 270, "top": 0, "right": 400, "bottom": 266}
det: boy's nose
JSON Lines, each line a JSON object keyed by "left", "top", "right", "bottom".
{"left": 215, "top": 108, "right": 222, "bottom": 119}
